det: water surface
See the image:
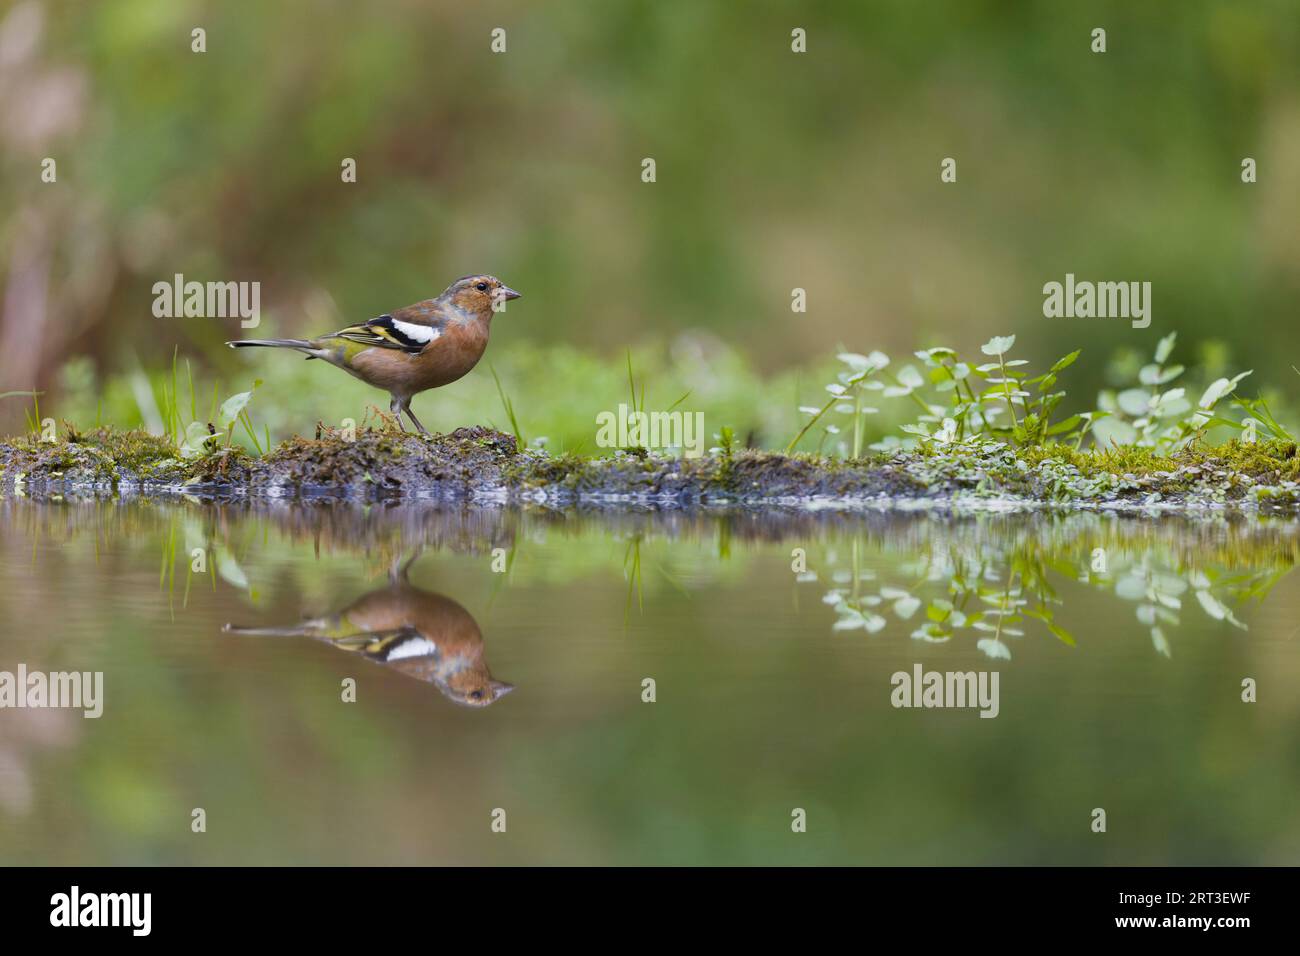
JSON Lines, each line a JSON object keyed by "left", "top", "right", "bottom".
{"left": 1, "top": 499, "right": 1297, "bottom": 864}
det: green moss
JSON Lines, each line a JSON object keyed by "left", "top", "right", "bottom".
{"left": 1019, "top": 438, "right": 1300, "bottom": 483}
{"left": 0, "top": 427, "right": 179, "bottom": 484}
{"left": 3, "top": 423, "right": 1300, "bottom": 508}
{"left": 186, "top": 446, "right": 253, "bottom": 482}
{"left": 80, "top": 428, "right": 177, "bottom": 475}
{"left": 509, "top": 452, "right": 592, "bottom": 488}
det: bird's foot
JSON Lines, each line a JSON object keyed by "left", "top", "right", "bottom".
{"left": 401, "top": 403, "right": 430, "bottom": 436}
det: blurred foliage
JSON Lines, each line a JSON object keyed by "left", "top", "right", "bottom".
{"left": 3, "top": 0, "right": 1300, "bottom": 441}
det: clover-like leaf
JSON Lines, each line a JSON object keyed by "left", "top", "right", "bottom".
{"left": 980, "top": 335, "right": 1016, "bottom": 356}
{"left": 218, "top": 389, "right": 255, "bottom": 430}
{"left": 976, "top": 638, "right": 1012, "bottom": 660}
{"left": 1197, "top": 371, "right": 1251, "bottom": 410}
{"left": 1139, "top": 363, "right": 1184, "bottom": 386}
{"left": 1117, "top": 389, "right": 1152, "bottom": 417}
{"left": 1195, "top": 590, "right": 1227, "bottom": 621}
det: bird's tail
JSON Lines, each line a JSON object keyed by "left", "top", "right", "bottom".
{"left": 223, "top": 614, "right": 340, "bottom": 638}
{"left": 222, "top": 622, "right": 320, "bottom": 637}
{"left": 226, "top": 338, "right": 313, "bottom": 351}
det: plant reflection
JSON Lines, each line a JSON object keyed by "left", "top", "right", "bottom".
{"left": 820, "top": 517, "right": 1291, "bottom": 658}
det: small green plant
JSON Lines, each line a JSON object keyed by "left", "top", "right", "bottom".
{"left": 143, "top": 347, "right": 268, "bottom": 457}
{"left": 1093, "top": 332, "right": 1257, "bottom": 450}
{"left": 1229, "top": 395, "right": 1293, "bottom": 443}
{"left": 787, "top": 351, "right": 886, "bottom": 455}
{"left": 861, "top": 335, "right": 1088, "bottom": 451}
{"left": 6, "top": 391, "right": 46, "bottom": 437}
{"left": 488, "top": 363, "right": 523, "bottom": 445}
{"left": 717, "top": 424, "right": 736, "bottom": 461}
{"left": 794, "top": 331, "right": 1280, "bottom": 457}
{"left": 172, "top": 381, "right": 266, "bottom": 458}
{"left": 614, "top": 349, "right": 693, "bottom": 456}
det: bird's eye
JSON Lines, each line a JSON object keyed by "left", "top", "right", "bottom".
{"left": 470, "top": 690, "right": 483, "bottom": 699}
{"left": 475, "top": 282, "right": 488, "bottom": 292}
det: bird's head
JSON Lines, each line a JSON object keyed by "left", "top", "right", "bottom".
{"left": 441, "top": 274, "right": 521, "bottom": 318}
{"left": 444, "top": 676, "right": 516, "bottom": 709}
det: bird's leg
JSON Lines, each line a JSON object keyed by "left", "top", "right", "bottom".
{"left": 401, "top": 400, "right": 430, "bottom": 436}
{"left": 389, "top": 397, "right": 407, "bottom": 432}
{"left": 390, "top": 547, "right": 425, "bottom": 584}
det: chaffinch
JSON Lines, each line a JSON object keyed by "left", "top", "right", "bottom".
{"left": 227, "top": 274, "right": 521, "bottom": 433}
{"left": 223, "top": 554, "right": 514, "bottom": 707}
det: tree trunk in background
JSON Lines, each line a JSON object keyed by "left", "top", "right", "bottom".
{"left": 0, "top": 207, "right": 53, "bottom": 432}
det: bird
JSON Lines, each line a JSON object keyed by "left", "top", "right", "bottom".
{"left": 226, "top": 274, "right": 521, "bottom": 434}
{"left": 223, "top": 552, "right": 514, "bottom": 708}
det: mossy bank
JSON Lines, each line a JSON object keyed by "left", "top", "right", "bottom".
{"left": 2, "top": 425, "right": 1300, "bottom": 511}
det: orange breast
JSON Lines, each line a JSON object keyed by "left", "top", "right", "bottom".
{"left": 350, "top": 320, "right": 491, "bottom": 396}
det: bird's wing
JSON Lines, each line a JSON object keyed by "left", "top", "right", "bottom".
{"left": 333, "top": 305, "right": 447, "bottom": 354}
{"left": 333, "top": 626, "right": 436, "bottom": 662}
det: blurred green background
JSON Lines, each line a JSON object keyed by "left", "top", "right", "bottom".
{"left": 1, "top": 0, "right": 1298, "bottom": 450}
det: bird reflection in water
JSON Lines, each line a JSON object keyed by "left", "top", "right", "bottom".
{"left": 224, "top": 553, "right": 513, "bottom": 707}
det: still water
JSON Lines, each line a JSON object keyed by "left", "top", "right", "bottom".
{"left": 1, "top": 499, "right": 1297, "bottom": 865}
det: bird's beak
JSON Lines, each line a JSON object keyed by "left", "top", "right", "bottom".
{"left": 500, "top": 286, "right": 522, "bottom": 301}
{"left": 491, "top": 680, "right": 516, "bottom": 698}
